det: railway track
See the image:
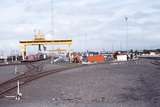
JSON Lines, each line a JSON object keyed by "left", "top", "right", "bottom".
{"left": 108, "top": 59, "right": 144, "bottom": 65}
{"left": 108, "top": 59, "right": 160, "bottom": 65}
{"left": 151, "top": 60, "right": 160, "bottom": 66}
{"left": 25, "top": 61, "right": 45, "bottom": 72}
{"left": 0, "top": 62, "right": 84, "bottom": 99}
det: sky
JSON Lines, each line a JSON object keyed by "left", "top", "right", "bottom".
{"left": 0, "top": 0, "right": 160, "bottom": 54}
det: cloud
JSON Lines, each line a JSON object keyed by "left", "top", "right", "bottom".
{"left": 0, "top": 0, "right": 160, "bottom": 53}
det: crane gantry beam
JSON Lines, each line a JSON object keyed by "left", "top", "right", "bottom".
{"left": 20, "top": 40, "right": 72, "bottom": 45}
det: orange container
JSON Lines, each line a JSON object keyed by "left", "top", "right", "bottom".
{"left": 87, "top": 55, "right": 105, "bottom": 63}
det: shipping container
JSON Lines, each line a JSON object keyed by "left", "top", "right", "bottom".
{"left": 87, "top": 55, "right": 105, "bottom": 63}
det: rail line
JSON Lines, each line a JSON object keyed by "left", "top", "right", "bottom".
{"left": 0, "top": 62, "right": 84, "bottom": 99}
{"left": 151, "top": 60, "right": 160, "bottom": 66}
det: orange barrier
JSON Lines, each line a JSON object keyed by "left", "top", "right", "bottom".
{"left": 87, "top": 55, "right": 105, "bottom": 63}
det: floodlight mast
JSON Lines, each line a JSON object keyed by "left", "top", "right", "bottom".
{"left": 51, "top": 0, "right": 54, "bottom": 36}
{"left": 125, "top": 16, "right": 128, "bottom": 52}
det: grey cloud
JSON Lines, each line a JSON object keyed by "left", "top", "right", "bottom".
{"left": 0, "top": 0, "right": 160, "bottom": 52}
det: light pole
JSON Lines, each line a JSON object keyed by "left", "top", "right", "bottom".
{"left": 51, "top": 0, "right": 54, "bottom": 36}
{"left": 125, "top": 17, "right": 128, "bottom": 52}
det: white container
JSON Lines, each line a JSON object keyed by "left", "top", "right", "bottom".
{"left": 150, "top": 52, "right": 156, "bottom": 56}
{"left": 117, "top": 55, "right": 127, "bottom": 61}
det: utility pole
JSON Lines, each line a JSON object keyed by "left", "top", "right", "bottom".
{"left": 120, "top": 41, "right": 122, "bottom": 51}
{"left": 84, "top": 33, "right": 87, "bottom": 51}
{"left": 112, "top": 43, "right": 114, "bottom": 52}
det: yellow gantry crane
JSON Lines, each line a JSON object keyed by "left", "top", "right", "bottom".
{"left": 19, "top": 31, "right": 72, "bottom": 59}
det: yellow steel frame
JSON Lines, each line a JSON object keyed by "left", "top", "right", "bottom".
{"left": 19, "top": 39, "right": 72, "bottom": 59}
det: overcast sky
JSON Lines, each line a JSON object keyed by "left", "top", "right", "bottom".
{"left": 0, "top": 0, "right": 160, "bottom": 54}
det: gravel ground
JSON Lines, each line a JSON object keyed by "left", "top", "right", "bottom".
{"left": 0, "top": 59, "right": 160, "bottom": 107}
{"left": 0, "top": 64, "right": 27, "bottom": 84}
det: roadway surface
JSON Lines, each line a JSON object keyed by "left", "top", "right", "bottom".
{"left": 0, "top": 59, "right": 160, "bottom": 107}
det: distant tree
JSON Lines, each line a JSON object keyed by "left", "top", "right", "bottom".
{"left": 143, "top": 49, "right": 150, "bottom": 54}
{"left": 129, "top": 49, "right": 133, "bottom": 53}
{"left": 135, "top": 50, "right": 138, "bottom": 53}
{"left": 134, "top": 50, "right": 139, "bottom": 55}
{"left": 156, "top": 49, "right": 160, "bottom": 53}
